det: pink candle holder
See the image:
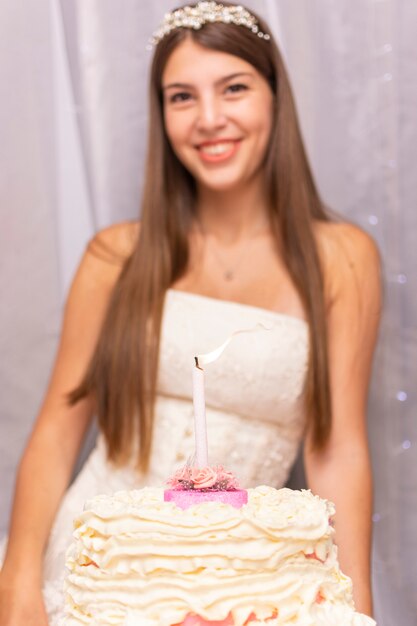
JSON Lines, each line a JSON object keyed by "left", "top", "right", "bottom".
{"left": 164, "top": 489, "right": 248, "bottom": 509}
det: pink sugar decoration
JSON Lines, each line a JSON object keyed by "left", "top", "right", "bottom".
{"left": 164, "top": 489, "right": 248, "bottom": 509}
{"left": 166, "top": 464, "right": 240, "bottom": 492}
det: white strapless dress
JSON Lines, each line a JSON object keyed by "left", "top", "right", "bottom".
{"left": 4, "top": 289, "right": 310, "bottom": 624}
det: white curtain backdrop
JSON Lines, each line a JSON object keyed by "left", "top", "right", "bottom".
{"left": 1, "top": 1, "right": 416, "bottom": 624}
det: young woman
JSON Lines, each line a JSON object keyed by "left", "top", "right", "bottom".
{"left": 0, "top": 2, "right": 381, "bottom": 624}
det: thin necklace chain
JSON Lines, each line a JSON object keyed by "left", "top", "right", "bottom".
{"left": 196, "top": 218, "right": 265, "bottom": 281}
{"left": 208, "top": 241, "right": 249, "bottom": 281}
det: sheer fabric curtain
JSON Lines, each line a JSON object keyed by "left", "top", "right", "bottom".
{"left": 0, "top": 1, "right": 416, "bottom": 624}
{"left": 268, "top": 3, "right": 417, "bottom": 625}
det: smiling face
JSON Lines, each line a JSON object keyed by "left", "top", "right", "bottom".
{"left": 161, "top": 38, "right": 274, "bottom": 194}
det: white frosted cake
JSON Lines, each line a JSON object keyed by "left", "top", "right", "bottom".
{"left": 62, "top": 486, "right": 376, "bottom": 626}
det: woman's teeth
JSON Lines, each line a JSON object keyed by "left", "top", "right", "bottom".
{"left": 200, "top": 142, "right": 235, "bottom": 155}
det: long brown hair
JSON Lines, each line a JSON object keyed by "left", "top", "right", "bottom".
{"left": 70, "top": 2, "right": 331, "bottom": 472}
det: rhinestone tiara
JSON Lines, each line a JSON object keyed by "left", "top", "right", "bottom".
{"left": 148, "top": 1, "right": 271, "bottom": 48}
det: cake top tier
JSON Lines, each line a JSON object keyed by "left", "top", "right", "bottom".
{"left": 76, "top": 486, "right": 335, "bottom": 540}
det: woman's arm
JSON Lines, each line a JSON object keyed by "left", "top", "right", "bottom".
{"left": 304, "top": 222, "right": 382, "bottom": 617}
{"left": 0, "top": 223, "right": 135, "bottom": 623}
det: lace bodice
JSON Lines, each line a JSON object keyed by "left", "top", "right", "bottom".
{"left": 150, "top": 289, "right": 309, "bottom": 486}
{"left": 1, "top": 289, "right": 310, "bottom": 625}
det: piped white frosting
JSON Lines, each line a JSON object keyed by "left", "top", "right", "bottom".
{"left": 62, "top": 486, "right": 376, "bottom": 626}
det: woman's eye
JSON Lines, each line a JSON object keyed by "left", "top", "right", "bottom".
{"left": 225, "top": 83, "right": 248, "bottom": 94}
{"left": 169, "top": 92, "right": 192, "bottom": 104}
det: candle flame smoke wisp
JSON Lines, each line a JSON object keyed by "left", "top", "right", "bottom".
{"left": 195, "top": 323, "right": 273, "bottom": 369}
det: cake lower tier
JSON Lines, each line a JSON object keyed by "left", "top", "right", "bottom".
{"left": 62, "top": 486, "right": 376, "bottom": 626}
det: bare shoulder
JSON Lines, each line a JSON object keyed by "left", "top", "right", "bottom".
{"left": 87, "top": 221, "right": 140, "bottom": 264}
{"left": 314, "top": 220, "right": 381, "bottom": 303}
{"left": 314, "top": 220, "right": 380, "bottom": 268}
{"left": 69, "top": 221, "right": 140, "bottom": 298}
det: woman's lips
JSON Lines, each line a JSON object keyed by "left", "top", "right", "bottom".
{"left": 196, "top": 140, "right": 241, "bottom": 163}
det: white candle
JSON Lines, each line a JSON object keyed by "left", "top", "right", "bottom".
{"left": 192, "top": 323, "right": 271, "bottom": 469}
{"left": 192, "top": 360, "right": 208, "bottom": 468}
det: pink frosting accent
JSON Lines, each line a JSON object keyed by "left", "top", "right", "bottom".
{"left": 174, "top": 611, "right": 277, "bottom": 625}
{"left": 177, "top": 615, "right": 234, "bottom": 626}
{"left": 164, "top": 489, "right": 248, "bottom": 509}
